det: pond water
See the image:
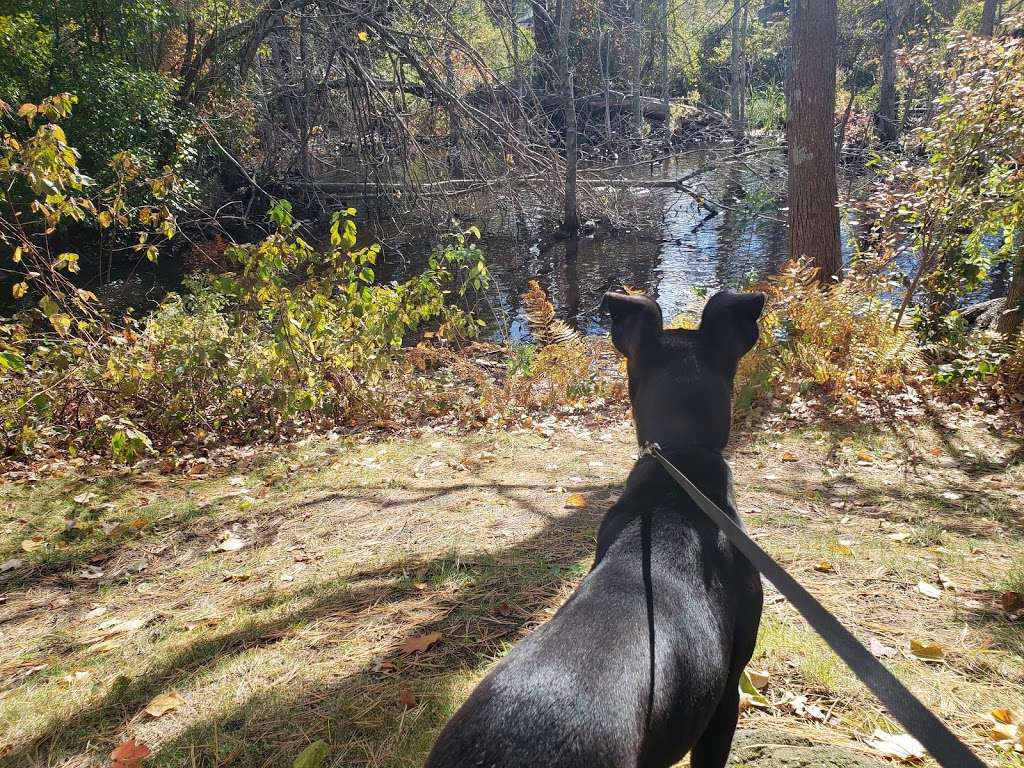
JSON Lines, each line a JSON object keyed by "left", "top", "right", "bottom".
{"left": 375, "top": 144, "right": 804, "bottom": 340}
{"left": 6, "top": 143, "right": 855, "bottom": 337}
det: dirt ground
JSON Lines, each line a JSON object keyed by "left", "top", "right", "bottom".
{"left": 1, "top": 403, "right": 1022, "bottom": 767}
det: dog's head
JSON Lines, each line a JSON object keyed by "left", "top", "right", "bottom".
{"left": 603, "top": 290, "right": 765, "bottom": 451}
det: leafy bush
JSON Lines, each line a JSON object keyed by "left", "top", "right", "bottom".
{"left": 738, "top": 259, "right": 926, "bottom": 419}
{"left": 0, "top": 205, "right": 489, "bottom": 462}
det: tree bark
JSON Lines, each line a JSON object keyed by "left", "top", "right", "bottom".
{"left": 998, "top": 236, "right": 1024, "bottom": 335}
{"left": 632, "top": 0, "right": 644, "bottom": 138}
{"left": 980, "top": 0, "right": 997, "bottom": 37}
{"left": 557, "top": 0, "right": 579, "bottom": 234}
{"left": 876, "top": 0, "right": 900, "bottom": 145}
{"left": 730, "top": 0, "right": 747, "bottom": 145}
{"left": 787, "top": 0, "right": 842, "bottom": 281}
{"left": 660, "top": 0, "right": 670, "bottom": 134}
{"left": 530, "top": 0, "right": 559, "bottom": 92}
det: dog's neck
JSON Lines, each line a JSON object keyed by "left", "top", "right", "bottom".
{"left": 593, "top": 446, "right": 735, "bottom": 565}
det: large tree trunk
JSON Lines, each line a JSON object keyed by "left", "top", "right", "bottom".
{"left": 558, "top": 0, "right": 579, "bottom": 234}
{"left": 787, "top": 0, "right": 842, "bottom": 281}
{"left": 660, "top": 0, "right": 669, "bottom": 133}
{"left": 980, "top": 0, "right": 998, "bottom": 37}
{"left": 730, "top": 0, "right": 747, "bottom": 144}
{"left": 876, "top": 0, "right": 900, "bottom": 144}
{"left": 632, "top": 0, "right": 644, "bottom": 138}
{"left": 530, "top": 0, "right": 559, "bottom": 92}
{"left": 998, "top": 237, "right": 1024, "bottom": 335}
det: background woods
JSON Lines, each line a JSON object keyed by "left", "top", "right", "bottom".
{"left": 1, "top": 3, "right": 1024, "bottom": 765}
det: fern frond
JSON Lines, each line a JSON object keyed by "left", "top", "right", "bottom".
{"left": 522, "top": 280, "right": 581, "bottom": 346}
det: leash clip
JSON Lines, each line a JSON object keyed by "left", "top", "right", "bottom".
{"left": 638, "top": 442, "right": 661, "bottom": 458}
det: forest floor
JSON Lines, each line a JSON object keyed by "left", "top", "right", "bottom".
{"left": 1, "top": 399, "right": 1023, "bottom": 767}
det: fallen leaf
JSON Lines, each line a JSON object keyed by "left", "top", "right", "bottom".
{"left": 915, "top": 581, "right": 942, "bottom": 599}
{"left": 992, "top": 708, "right": 1024, "bottom": 725}
{"left": 398, "top": 631, "right": 442, "bottom": 654}
{"left": 865, "top": 729, "right": 926, "bottom": 762}
{"left": 746, "top": 669, "right": 770, "bottom": 690}
{"left": 887, "top": 531, "right": 910, "bottom": 542}
{"left": 989, "top": 721, "right": 1023, "bottom": 752}
{"left": 399, "top": 687, "right": 418, "bottom": 708}
{"left": 814, "top": 559, "right": 835, "bottom": 573}
{"left": 87, "top": 638, "right": 122, "bottom": 654}
{"left": 227, "top": 476, "right": 246, "bottom": 486}
{"left": 738, "top": 669, "right": 768, "bottom": 710}
{"left": 0, "top": 558, "right": 24, "bottom": 572}
{"left": 21, "top": 537, "right": 45, "bottom": 552}
{"left": 60, "top": 670, "right": 92, "bottom": 685}
{"left": 292, "top": 740, "right": 329, "bottom": 768}
{"left": 940, "top": 491, "right": 962, "bottom": 501}
{"left": 111, "top": 739, "right": 151, "bottom": 768}
{"left": 869, "top": 637, "right": 898, "bottom": 658}
{"left": 1001, "top": 591, "right": 1024, "bottom": 613}
{"left": 781, "top": 451, "right": 799, "bottom": 462}
{"left": 909, "top": 639, "right": 945, "bottom": 661}
{"left": 72, "top": 491, "right": 97, "bottom": 504}
{"left": 856, "top": 450, "right": 875, "bottom": 463}
{"left": 217, "top": 536, "right": 247, "bottom": 552}
{"left": 564, "top": 493, "right": 587, "bottom": 509}
{"left": 780, "top": 692, "right": 828, "bottom": 722}
{"left": 144, "top": 691, "right": 184, "bottom": 718}
{"left": 936, "top": 571, "right": 955, "bottom": 590}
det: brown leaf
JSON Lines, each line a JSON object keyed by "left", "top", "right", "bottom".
{"left": 909, "top": 639, "right": 945, "bottom": 661}
{"left": 144, "top": 691, "right": 184, "bottom": 718}
{"left": 399, "top": 687, "right": 418, "bottom": 708}
{"left": 398, "top": 631, "right": 442, "bottom": 654}
{"left": 865, "top": 729, "right": 925, "bottom": 762}
{"left": 564, "top": 493, "right": 587, "bottom": 509}
{"left": 21, "top": 537, "right": 46, "bottom": 552}
{"left": 869, "top": 637, "right": 898, "bottom": 658}
{"left": 111, "top": 739, "right": 151, "bottom": 768}
{"left": 780, "top": 451, "right": 799, "bottom": 462}
{"left": 1001, "top": 591, "right": 1024, "bottom": 613}
{"left": 0, "top": 558, "right": 24, "bottom": 573}
{"left": 914, "top": 580, "right": 941, "bottom": 599}
{"left": 72, "top": 491, "right": 97, "bottom": 505}
{"left": 814, "top": 559, "right": 835, "bottom": 573}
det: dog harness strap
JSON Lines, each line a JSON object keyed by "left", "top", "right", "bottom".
{"left": 641, "top": 442, "right": 986, "bottom": 768}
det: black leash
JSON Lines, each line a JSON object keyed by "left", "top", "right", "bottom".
{"left": 640, "top": 442, "right": 986, "bottom": 768}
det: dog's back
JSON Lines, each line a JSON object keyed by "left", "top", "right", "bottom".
{"left": 427, "top": 290, "right": 767, "bottom": 768}
{"left": 427, "top": 457, "right": 762, "bottom": 768}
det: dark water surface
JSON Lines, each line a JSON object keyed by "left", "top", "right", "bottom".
{"left": 8, "top": 144, "right": 804, "bottom": 336}
{"left": 376, "top": 146, "right": 796, "bottom": 340}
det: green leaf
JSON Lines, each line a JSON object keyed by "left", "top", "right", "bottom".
{"left": 0, "top": 351, "right": 25, "bottom": 371}
{"left": 292, "top": 741, "right": 329, "bottom": 768}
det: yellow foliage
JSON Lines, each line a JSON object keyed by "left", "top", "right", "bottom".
{"left": 738, "top": 259, "right": 926, "bottom": 414}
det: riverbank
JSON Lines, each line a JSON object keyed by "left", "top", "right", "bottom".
{"left": 1, "top": 394, "right": 1022, "bottom": 767}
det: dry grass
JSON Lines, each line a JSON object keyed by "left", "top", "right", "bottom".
{"left": 0, "top": 402, "right": 1022, "bottom": 767}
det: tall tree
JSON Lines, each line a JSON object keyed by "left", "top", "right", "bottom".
{"left": 632, "top": 0, "right": 644, "bottom": 137}
{"left": 557, "top": 0, "right": 580, "bottom": 234}
{"left": 787, "top": 0, "right": 842, "bottom": 281}
{"left": 730, "top": 0, "right": 748, "bottom": 145}
{"left": 979, "top": 0, "right": 998, "bottom": 37}
{"left": 876, "top": 0, "right": 905, "bottom": 145}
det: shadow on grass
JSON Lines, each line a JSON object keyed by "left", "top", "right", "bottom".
{"left": 2, "top": 474, "right": 612, "bottom": 768}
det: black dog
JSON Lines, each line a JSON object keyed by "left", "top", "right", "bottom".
{"left": 426, "top": 290, "right": 765, "bottom": 768}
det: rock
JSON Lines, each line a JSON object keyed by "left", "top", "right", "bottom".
{"left": 728, "top": 729, "right": 885, "bottom": 767}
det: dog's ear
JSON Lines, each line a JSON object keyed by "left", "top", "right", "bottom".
{"left": 602, "top": 291, "right": 663, "bottom": 357}
{"left": 699, "top": 290, "right": 766, "bottom": 362}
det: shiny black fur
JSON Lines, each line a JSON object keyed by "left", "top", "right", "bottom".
{"left": 426, "top": 290, "right": 766, "bottom": 768}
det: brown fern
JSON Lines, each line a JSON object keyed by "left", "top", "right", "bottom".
{"left": 521, "top": 280, "right": 581, "bottom": 346}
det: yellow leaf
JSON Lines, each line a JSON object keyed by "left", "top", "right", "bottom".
{"left": 909, "top": 639, "right": 944, "bottom": 661}
{"left": 814, "top": 559, "right": 835, "bottom": 573}
{"left": 98, "top": 210, "right": 112, "bottom": 228}
{"left": 564, "top": 493, "right": 587, "bottom": 509}
{"left": 357, "top": 30, "right": 370, "bottom": 42}
{"left": 781, "top": 451, "right": 799, "bottom": 462}
{"left": 992, "top": 709, "right": 1024, "bottom": 725}
{"left": 144, "top": 690, "right": 184, "bottom": 717}
{"left": 12, "top": 281, "right": 27, "bottom": 299}
{"left": 21, "top": 537, "right": 45, "bottom": 552}
{"left": 12, "top": 245, "right": 22, "bottom": 263}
